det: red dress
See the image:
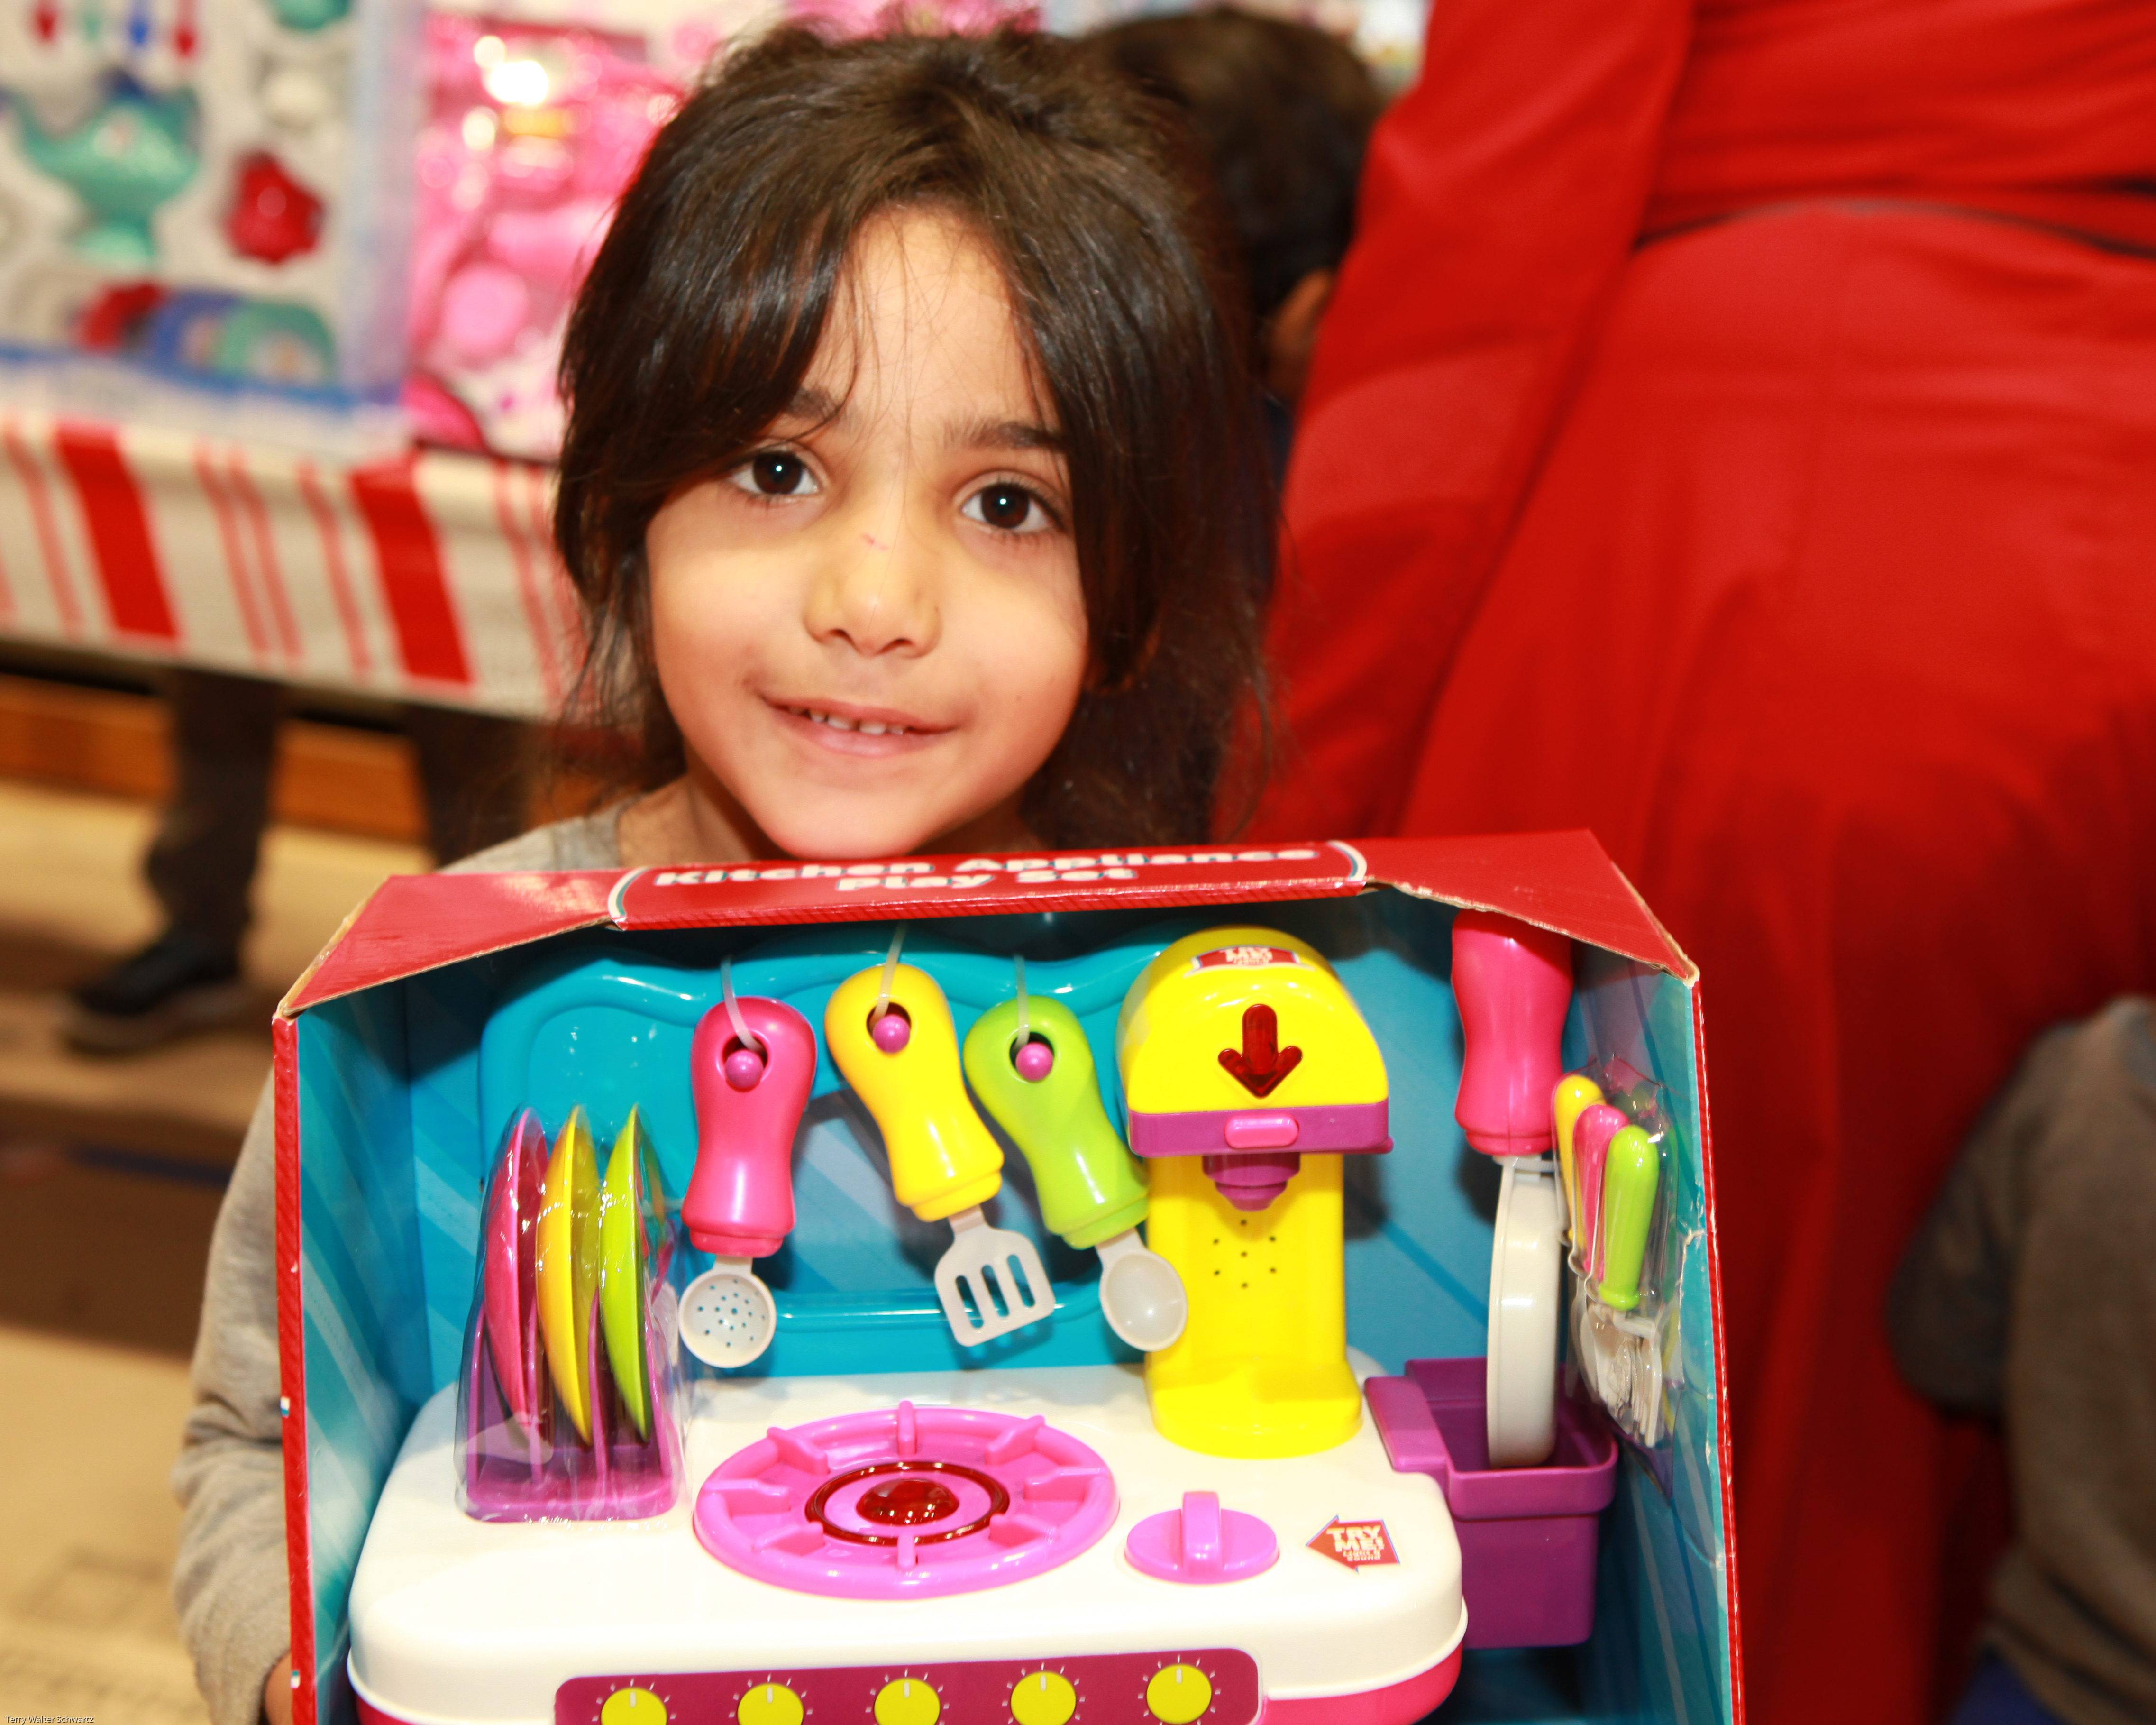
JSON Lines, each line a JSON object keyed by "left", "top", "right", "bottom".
{"left": 1262, "top": 2, "right": 2156, "bottom": 1719}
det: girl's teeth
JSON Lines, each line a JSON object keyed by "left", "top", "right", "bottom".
{"left": 793, "top": 706, "right": 908, "bottom": 735}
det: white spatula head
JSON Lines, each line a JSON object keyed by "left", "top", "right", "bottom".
{"left": 933, "top": 1208, "right": 1053, "bottom": 1346}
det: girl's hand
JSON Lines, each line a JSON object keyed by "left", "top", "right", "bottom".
{"left": 265, "top": 1654, "right": 294, "bottom": 1725}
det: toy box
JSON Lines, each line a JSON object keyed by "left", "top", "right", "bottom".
{"left": 272, "top": 833, "right": 1737, "bottom": 1725}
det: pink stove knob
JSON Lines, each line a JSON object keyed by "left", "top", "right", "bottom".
{"left": 1124, "top": 1491, "right": 1278, "bottom": 1584}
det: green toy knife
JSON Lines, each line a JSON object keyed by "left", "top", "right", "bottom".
{"left": 1596, "top": 1124, "right": 1661, "bottom": 1311}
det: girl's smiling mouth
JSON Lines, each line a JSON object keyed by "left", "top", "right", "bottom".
{"left": 769, "top": 697, "right": 949, "bottom": 752}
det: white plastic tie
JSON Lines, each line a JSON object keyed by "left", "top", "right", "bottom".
{"left": 1014, "top": 955, "right": 1029, "bottom": 1041}
{"left": 874, "top": 924, "right": 907, "bottom": 1022}
{"left": 720, "top": 956, "right": 761, "bottom": 1054}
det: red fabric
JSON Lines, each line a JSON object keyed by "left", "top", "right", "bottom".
{"left": 1263, "top": 3, "right": 2156, "bottom": 1720}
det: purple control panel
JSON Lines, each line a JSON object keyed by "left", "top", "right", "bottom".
{"left": 556, "top": 1648, "right": 1261, "bottom": 1725}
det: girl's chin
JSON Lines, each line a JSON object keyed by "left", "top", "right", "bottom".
{"left": 754, "top": 792, "right": 1031, "bottom": 863}
{"left": 751, "top": 797, "right": 966, "bottom": 863}
{"left": 674, "top": 748, "right": 1032, "bottom": 862}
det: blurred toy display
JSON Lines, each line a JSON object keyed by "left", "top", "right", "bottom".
{"left": 403, "top": 11, "right": 683, "bottom": 459}
{"left": 0, "top": 0, "right": 413, "bottom": 439}
{"left": 403, "top": 0, "right": 1040, "bottom": 460}
{"left": 0, "top": 0, "right": 1422, "bottom": 459}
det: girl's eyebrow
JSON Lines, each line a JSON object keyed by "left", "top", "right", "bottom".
{"left": 781, "top": 385, "right": 845, "bottom": 426}
{"left": 948, "top": 415, "right": 1065, "bottom": 453}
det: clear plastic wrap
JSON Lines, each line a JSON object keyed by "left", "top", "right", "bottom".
{"left": 455, "top": 1103, "right": 685, "bottom": 1520}
{"left": 1558, "top": 1058, "right": 1677, "bottom": 1450}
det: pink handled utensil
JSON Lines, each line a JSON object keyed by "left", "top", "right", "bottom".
{"left": 1452, "top": 911, "right": 1574, "bottom": 1156}
{"left": 1571, "top": 1104, "right": 1628, "bottom": 1281}
{"left": 1453, "top": 912, "right": 1574, "bottom": 1468}
{"left": 678, "top": 980, "right": 816, "bottom": 1369}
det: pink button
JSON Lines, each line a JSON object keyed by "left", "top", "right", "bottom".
{"left": 1224, "top": 1113, "right": 1298, "bottom": 1150}
{"left": 1124, "top": 1492, "right": 1279, "bottom": 1584}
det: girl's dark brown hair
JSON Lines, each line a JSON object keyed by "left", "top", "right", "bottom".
{"left": 556, "top": 26, "right": 1270, "bottom": 847}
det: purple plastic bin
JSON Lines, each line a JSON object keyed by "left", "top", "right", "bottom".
{"left": 1367, "top": 1358, "right": 1616, "bottom": 1649}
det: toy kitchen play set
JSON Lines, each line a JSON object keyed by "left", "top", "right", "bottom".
{"left": 275, "top": 837, "right": 1736, "bottom": 1725}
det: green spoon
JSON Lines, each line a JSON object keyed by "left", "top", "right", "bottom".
{"left": 964, "top": 993, "right": 1187, "bottom": 1352}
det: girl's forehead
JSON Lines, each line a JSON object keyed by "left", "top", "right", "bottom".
{"left": 799, "top": 210, "right": 1056, "bottom": 438}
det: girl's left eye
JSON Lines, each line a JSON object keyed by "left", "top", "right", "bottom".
{"left": 962, "top": 483, "right": 1057, "bottom": 536}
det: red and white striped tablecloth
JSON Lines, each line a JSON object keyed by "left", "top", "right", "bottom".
{"left": 0, "top": 411, "right": 580, "bottom": 716}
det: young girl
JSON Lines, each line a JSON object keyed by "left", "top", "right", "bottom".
{"left": 173, "top": 28, "right": 1272, "bottom": 1725}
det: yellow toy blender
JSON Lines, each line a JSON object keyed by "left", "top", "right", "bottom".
{"left": 1117, "top": 928, "right": 1390, "bottom": 1458}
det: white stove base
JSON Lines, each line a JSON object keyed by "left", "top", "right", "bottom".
{"left": 347, "top": 1356, "right": 1466, "bottom": 1725}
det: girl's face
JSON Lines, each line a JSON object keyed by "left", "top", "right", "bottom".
{"left": 645, "top": 209, "right": 1088, "bottom": 861}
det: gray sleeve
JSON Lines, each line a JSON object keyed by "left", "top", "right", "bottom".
{"left": 442, "top": 805, "right": 625, "bottom": 874}
{"left": 1887, "top": 1023, "right": 2076, "bottom": 1413}
{"left": 172, "top": 1080, "right": 288, "bottom": 1725}
{"left": 167, "top": 803, "right": 626, "bottom": 1725}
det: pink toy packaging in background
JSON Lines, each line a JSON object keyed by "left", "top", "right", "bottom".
{"left": 403, "top": 10, "right": 681, "bottom": 460}
{"left": 399, "top": 0, "right": 1044, "bottom": 462}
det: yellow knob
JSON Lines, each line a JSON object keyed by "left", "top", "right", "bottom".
{"left": 1146, "top": 1665, "right": 1212, "bottom": 1725}
{"left": 875, "top": 1678, "right": 942, "bottom": 1725}
{"left": 738, "top": 1685, "right": 804, "bottom": 1725}
{"left": 602, "top": 1689, "right": 667, "bottom": 1725}
{"left": 1010, "top": 1671, "right": 1077, "bottom": 1725}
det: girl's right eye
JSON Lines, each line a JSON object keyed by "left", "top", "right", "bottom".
{"left": 729, "top": 450, "right": 819, "bottom": 498}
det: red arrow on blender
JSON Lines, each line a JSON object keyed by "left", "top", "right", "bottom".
{"left": 1219, "top": 1005, "right": 1302, "bottom": 1097}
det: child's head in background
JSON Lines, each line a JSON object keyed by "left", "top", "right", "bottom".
{"left": 555, "top": 29, "right": 1270, "bottom": 864}
{"left": 1086, "top": 7, "right": 1380, "bottom": 407}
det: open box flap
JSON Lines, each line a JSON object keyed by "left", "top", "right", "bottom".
{"left": 283, "top": 831, "right": 1690, "bottom": 1016}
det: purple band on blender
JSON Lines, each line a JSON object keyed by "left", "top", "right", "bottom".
{"left": 1125, "top": 1101, "right": 1392, "bottom": 1157}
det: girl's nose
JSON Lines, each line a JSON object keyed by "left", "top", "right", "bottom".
{"left": 804, "top": 516, "right": 941, "bottom": 657}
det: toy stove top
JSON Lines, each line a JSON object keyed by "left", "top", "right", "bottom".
{"left": 696, "top": 1401, "right": 1117, "bottom": 1598}
{"left": 348, "top": 1358, "right": 1464, "bottom": 1725}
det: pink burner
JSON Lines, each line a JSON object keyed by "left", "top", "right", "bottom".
{"left": 694, "top": 1403, "right": 1116, "bottom": 1598}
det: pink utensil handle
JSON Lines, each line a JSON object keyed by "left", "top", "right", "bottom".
{"left": 683, "top": 996, "right": 816, "bottom": 1258}
{"left": 1571, "top": 1103, "right": 1627, "bottom": 1280}
{"left": 1452, "top": 911, "right": 1574, "bottom": 1156}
